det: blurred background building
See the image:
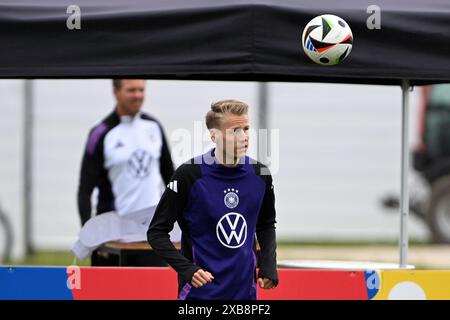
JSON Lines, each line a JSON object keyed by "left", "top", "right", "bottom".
{"left": 0, "top": 80, "right": 429, "bottom": 261}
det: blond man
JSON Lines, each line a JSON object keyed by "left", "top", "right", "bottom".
{"left": 147, "top": 100, "right": 278, "bottom": 300}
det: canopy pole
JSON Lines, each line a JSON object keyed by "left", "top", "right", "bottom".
{"left": 23, "top": 80, "right": 35, "bottom": 256}
{"left": 258, "top": 82, "right": 269, "bottom": 164}
{"left": 399, "top": 79, "right": 411, "bottom": 268}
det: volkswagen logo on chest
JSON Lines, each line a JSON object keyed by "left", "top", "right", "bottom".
{"left": 127, "top": 149, "right": 152, "bottom": 179}
{"left": 216, "top": 212, "right": 247, "bottom": 249}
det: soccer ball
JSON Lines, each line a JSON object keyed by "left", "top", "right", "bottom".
{"left": 302, "top": 14, "right": 353, "bottom": 66}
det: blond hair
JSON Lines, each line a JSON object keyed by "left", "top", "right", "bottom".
{"left": 205, "top": 100, "right": 249, "bottom": 129}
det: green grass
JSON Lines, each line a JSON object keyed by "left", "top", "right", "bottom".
{"left": 3, "top": 251, "right": 90, "bottom": 267}
{"left": 0, "top": 239, "right": 434, "bottom": 267}
{"left": 276, "top": 239, "right": 432, "bottom": 247}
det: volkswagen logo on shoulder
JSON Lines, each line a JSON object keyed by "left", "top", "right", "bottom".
{"left": 216, "top": 212, "right": 247, "bottom": 249}
{"left": 224, "top": 188, "right": 239, "bottom": 209}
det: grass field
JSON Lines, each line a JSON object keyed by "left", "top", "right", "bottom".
{"left": 3, "top": 251, "right": 90, "bottom": 267}
{"left": 3, "top": 241, "right": 450, "bottom": 269}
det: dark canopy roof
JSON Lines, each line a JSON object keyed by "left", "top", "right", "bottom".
{"left": 0, "top": 0, "right": 449, "bottom": 85}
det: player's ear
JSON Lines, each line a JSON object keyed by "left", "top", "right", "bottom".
{"left": 113, "top": 87, "right": 120, "bottom": 101}
{"left": 210, "top": 128, "right": 216, "bottom": 143}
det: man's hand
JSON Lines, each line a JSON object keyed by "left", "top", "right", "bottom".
{"left": 258, "top": 278, "right": 276, "bottom": 289}
{"left": 191, "top": 269, "right": 214, "bottom": 288}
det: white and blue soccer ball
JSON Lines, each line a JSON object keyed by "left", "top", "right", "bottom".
{"left": 302, "top": 14, "right": 353, "bottom": 66}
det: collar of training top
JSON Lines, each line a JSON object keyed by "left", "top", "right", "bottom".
{"left": 205, "top": 148, "right": 247, "bottom": 171}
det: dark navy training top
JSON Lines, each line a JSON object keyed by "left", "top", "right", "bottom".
{"left": 147, "top": 148, "right": 278, "bottom": 300}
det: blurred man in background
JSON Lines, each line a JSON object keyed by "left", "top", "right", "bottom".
{"left": 73, "top": 79, "right": 180, "bottom": 266}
